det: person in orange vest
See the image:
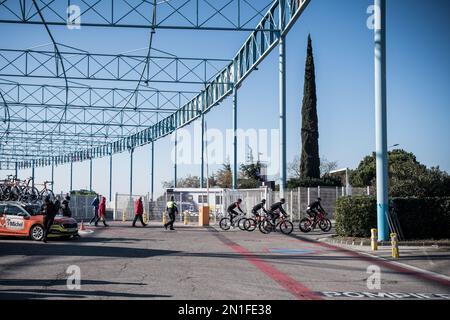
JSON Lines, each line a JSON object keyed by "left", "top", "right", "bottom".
{"left": 95, "top": 196, "right": 109, "bottom": 227}
{"left": 132, "top": 196, "right": 147, "bottom": 227}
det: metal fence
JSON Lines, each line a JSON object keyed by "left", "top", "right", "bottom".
{"left": 113, "top": 193, "right": 149, "bottom": 221}
{"left": 114, "top": 186, "right": 371, "bottom": 223}
{"left": 149, "top": 186, "right": 372, "bottom": 224}
{"left": 56, "top": 193, "right": 114, "bottom": 221}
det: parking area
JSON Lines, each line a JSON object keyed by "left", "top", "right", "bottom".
{"left": 0, "top": 222, "right": 449, "bottom": 300}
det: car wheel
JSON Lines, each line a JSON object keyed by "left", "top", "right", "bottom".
{"left": 29, "top": 224, "right": 45, "bottom": 241}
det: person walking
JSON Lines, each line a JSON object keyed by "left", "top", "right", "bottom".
{"left": 61, "top": 194, "right": 72, "bottom": 217}
{"left": 132, "top": 196, "right": 147, "bottom": 227}
{"left": 90, "top": 194, "right": 100, "bottom": 225}
{"left": 95, "top": 196, "right": 109, "bottom": 227}
{"left": 42, "top": 196, "right": 57, "bottom": 243}
{"left": 164, "top": 195, "right": 178, "bottom": 230}
{"left": 54, "top": 196, "right": 61, "bottom": 216}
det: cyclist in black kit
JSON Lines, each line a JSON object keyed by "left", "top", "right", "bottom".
{"left": 307, "top": 197, "right": 325, "bottom": 223}
{"left": 227, "top": 198, "right": 244, "bottom": 224}
{"left": 268, "top": 198, "right": 287, "bottom": 224}
{"left": 251, "top": 199, "right": 267, "bottom": 217}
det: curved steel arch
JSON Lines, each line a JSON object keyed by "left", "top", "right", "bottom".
{"left": 1, "top": 0, "right": 312, "bottom": 170}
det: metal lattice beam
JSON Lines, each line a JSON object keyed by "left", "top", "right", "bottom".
{"left": 1, "top": 0, "right": 312, "bottom": 169}
{"left": 0, "top": 48, "right": 232, "bottom": 84}
{"left": 0, "top": 0, "right": 277, "bottom": 32}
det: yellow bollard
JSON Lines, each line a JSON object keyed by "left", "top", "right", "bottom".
{"left": 122, "top": 209, "right": 126, "bottom": 222}
{"left": 184, "top": 211, "right": 189, "bottom": 225}
{"left": 143, "top": 212, "right": 148, "bottom": 224}
{"left": 162, "top": 211, "right": 167, "bottom": 225}
{"left": 391, "top": 233, "right": 400, "bottom": 258}
{"left": 371, "top": 228, "right": 378, "bottom": 251}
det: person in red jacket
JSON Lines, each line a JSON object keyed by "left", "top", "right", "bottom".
{"left": 132, "top": 196, "right": 147, "bottom": 227}
{"left": 95, "top": 196, "right": 109, "bottom": 227}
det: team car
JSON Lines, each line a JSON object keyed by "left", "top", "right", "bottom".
{"left": 0, "top": 202, "right": 78, "bottom": 241}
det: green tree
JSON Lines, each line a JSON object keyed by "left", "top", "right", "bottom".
{"left": 162, "top": 175, "right": 201, "bottom": 188}
{"left": 350, "top": 149, "right": 450, "bottom": 197}
{"left": 238, "top": 161, "right": 262, "bottom": 188}
{"left": 300, "top": 35, "right": 320, "bottom": 179}
{"left": 215, "top": 162, "right": 232, "bottom": 188}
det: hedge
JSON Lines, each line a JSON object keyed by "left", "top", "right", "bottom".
{"left": 335, "top": 196, "right": 450, "bottom": 239}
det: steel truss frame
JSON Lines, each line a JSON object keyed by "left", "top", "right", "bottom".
{"left": 0, "top": 0, "right": 311, "bottom": 171}
{"left": 0, "top": 0, "right": 277, "bottom": 31}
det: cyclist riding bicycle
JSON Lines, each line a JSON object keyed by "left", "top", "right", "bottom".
{"left": 307, "top": 197, "right": 325, "bottom": 223}
{"left": 251, "top": 199, "right": 267, "bottom": 218}
{"left": 227, "top": 198, "right": 244, "bottom": 224}
{"left": 268, "top": 198, "right": 287, "bottom": 224}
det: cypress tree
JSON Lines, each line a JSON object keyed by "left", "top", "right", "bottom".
{"left": 300, "top": 35, "right": 320, "bottom": 179}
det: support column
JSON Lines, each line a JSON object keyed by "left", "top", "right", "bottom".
{"left": 278, "top": 0, "right": 287, "bottom": 198}
{"left": 51, "top": 161, "right": 54, "bottom": 188}
{"left": 174, "top": 130, "right": 178, "bottom": 188}
{"left": 374, "top": 0, "right": 389, "bottom": 241}
{"left": 109, "top": 153, "right": 113, "bottom": 201}
{"left": 69, "top": 161, "right": 73, "bottom": 191}
{"left": 31, "top": 160, "right": 35, "bottom": 190}
{"left": 200, "top": 113, "right": 205, "bottom": 188}
{"left": 150, "top": 141, "right": 154, "bottom": 201}
{"left": 89, "top": 158, "right": 93, "bottom": 192}
{"left": 232, "top": 86, "right": 238, "bottom": 190}
{"left": 129, "top": 148, "right": 134, "bottom": 196}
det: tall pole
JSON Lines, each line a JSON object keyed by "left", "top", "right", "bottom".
{"left": 109, "top": 153, "right": 113, "bottom": 201}
{"left": 69, "top": 161, "right": 73, "bottom": 191}
{"left": 174, "top": 129, "right": 178, "bottom": 188}
{"left": 375, "top": 0, "right": 389, "bottom": 241}
{"left": 89, "top": 158, "right": 93, "bottom": 192}
{"left": 150, "top": 141, "right": 154, "bottom": 201}
{"left": 51, "top": 161, "right": 54, "bottom": 188}
{"left": 129, "top": 148, "right": 134, "bottom": 196}
{"left": 200, "top": 113, "right": 205, "bottom": 188}
{"left": 232, "top": 85, "right": 238, "bottom": 190}
{"left": 14, "top": 162, "right": 18, "bottom": 178}
{"left": 278, "top": 0, "right": 287, "bottom": 198}
{"left": 31, "top": 160, "right": 35, "bottom": 190}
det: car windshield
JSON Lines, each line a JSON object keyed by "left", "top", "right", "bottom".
{"left": 23, "top": 204, "right": 42, "bottom": 216}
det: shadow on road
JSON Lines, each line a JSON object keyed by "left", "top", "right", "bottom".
{"left": 0, "top": 288, "right": 171, "bottom": 299}
{"left": 0, "top": 242, "right": 180, "bottom": 258}
{"left": 0, "top": 279, "right": 146, "bottom": 287}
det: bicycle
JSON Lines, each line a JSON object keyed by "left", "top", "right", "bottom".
{"left": 1, "top": 175, "right": 21, "bottom": 201}
{"left": 219, "top": 211, "right": 247, "bottom": 231}
{"left": 18, "top": 177, "right": 39, "bottom": 202}
{"left": 299, "top": 209, "right": 332, "bottom": 233}
{"left": 243, "top": 213, "right": 269, "bottom": 233}
{"left": 259, "top": 212, "right": 294, "bottom": 235}
{"left": 36, "top": 180, "right": 54, "bottom": 200}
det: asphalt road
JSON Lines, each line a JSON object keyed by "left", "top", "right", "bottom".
{"left": 0, "top": 221, "right": 449, "bottom": 300}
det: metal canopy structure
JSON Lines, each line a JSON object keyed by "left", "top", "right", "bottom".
{"left": 1, "top": 0, "right": 312, "bottom": 200}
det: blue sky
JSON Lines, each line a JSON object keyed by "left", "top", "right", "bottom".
{"left": 1, "top": 0, "right": 449, "bottom": 199}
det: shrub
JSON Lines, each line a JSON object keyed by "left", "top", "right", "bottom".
{"left": 335, "top": 196, "right": 376, "bottom": 237}
{"left": 287, "top": 176, "right": 342, "bottom": 188}
{"left": 392, "top": 197, "right": 450, "bottom": 239}
{"left": 335, "top": 196, "right": 450, "bottom": 239}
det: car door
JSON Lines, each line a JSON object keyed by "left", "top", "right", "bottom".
{"left": 0, "top": 204, "right": 8, "bottom": 235}
{"left": 4, "top": 204, "right": 30, "bottom": 235}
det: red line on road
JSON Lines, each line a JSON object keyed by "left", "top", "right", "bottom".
{"left": 211, "top": 230, "right": 322, "bottom": 300}
{"left": 292, "top": 235, "right": 450, "bottom": 289}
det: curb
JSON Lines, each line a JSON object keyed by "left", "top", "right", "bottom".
{"left": 319, "top": 237, "right": 450, "bottom": 248}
